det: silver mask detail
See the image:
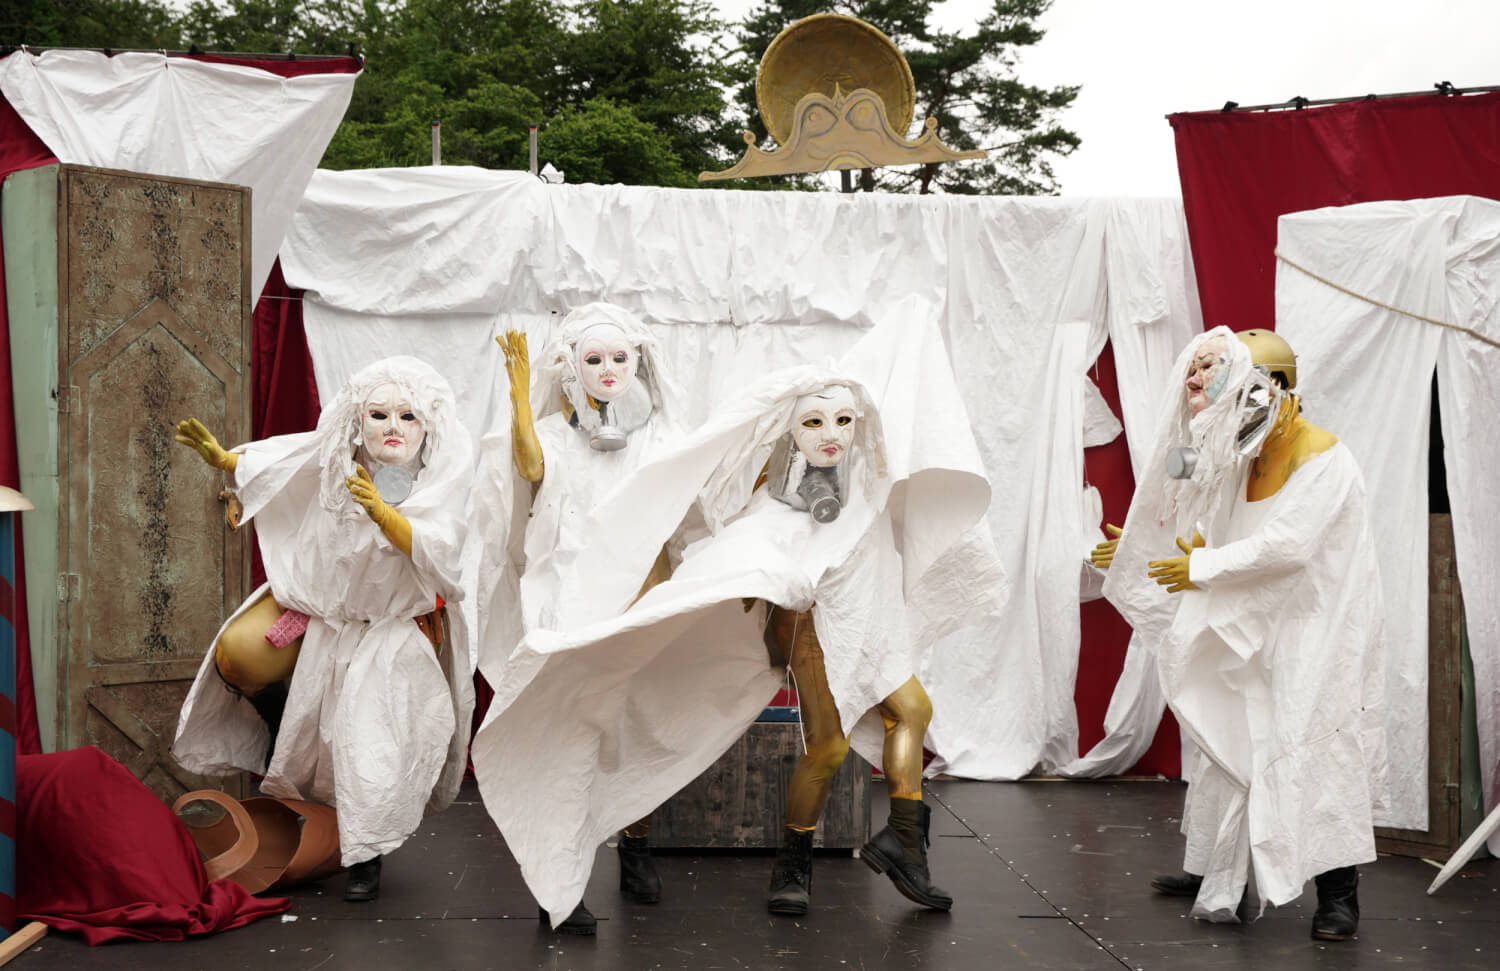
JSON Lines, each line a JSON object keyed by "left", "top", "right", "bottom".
{"left": 768, "top": 434, "right": 847, "bottom": 523}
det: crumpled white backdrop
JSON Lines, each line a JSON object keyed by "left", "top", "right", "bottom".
{"left": 279, "top": 166, "right": 1203, "bottom": 779}
{"left": 1277, "top": 195, "right": 1500, "bottom": 837}
{"left": 0, "top": 49, "right": 357, "bottom": 297}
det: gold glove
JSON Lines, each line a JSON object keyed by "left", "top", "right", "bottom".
{"left": 498, "top": 330, "right": 544, "bottom": 483}
{"left": 346, "top": 463, "right": 413, "bottom": 556}
{"left": 174, "top": 417, "right": 238, "bottom": 472}
{"left": 1147, "top": 532, "right": 1205, "bottom": 594}
{"left": 1090, "top": 523, "right": 1122, "bottom": 569}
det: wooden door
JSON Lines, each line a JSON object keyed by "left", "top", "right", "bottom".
{"left": 55, "top": 165, "right": 253, "bottom": 801}
{"left": 1376, "top": 513, "right": 1470, "bottom": 859}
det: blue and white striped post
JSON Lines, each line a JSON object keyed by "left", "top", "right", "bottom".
{"left": 0, "top": 485, "right": 34, "bottom": 941}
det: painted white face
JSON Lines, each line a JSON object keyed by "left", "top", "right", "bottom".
{"left": 1184, "top": 336, "right": 1231, "bottom": 416}
{"left": 575, "top": 323, "right": 639, "bottom": 403}
{"left": 360, "top": 382, "right": 425, "bottom": 466}
{"left": 792, "top": 387, "right": 858, "bottom": 468}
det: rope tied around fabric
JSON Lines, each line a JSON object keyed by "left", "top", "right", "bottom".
{"left": 1275, "top": 249, "right": 1500, "bottom": 350}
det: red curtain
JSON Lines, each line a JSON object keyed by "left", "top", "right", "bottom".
{"left": 1171, "top": 91, "right": 1500, "bottom": 334}
{"left": 0, "top": 51, "right": 357, "bottom": 753}
{"left": 1078, "top": 343, "right": 1181, "bottom": 777}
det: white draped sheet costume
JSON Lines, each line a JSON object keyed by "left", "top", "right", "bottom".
{"left": 173, "top": 357, "right": 476, "bottom": 888}
{"left": 471, "top": 317, "right": 998, "bottom": 928}
{"left": 1100, "top": 327, "right": 1387, "bottom": 934}
{"left": 474, "top": 303, "right": 692, "bottom": 932}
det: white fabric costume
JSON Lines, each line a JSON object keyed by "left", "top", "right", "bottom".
{"left": 1102, "top": 328, "right": 1387, "bottom": 920}
{"left": 472, "top": 318, "right": 998, "bottom": 925}
{"left": 174, "top": 357, "right": 476, "bottom": 866}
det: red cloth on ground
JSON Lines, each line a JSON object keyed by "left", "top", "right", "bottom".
{"left": 16, "top": 747, "right": 289, "bottom": 945}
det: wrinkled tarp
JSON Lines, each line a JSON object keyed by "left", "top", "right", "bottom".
{"left": 278, "top": 168, "right": 1202, "bottom": 779}
{"left": 1277, "top": 195, "right": 1500, "bottom": 840}
{"left": 0, "top": 49, "right": 356, "bottom": 297}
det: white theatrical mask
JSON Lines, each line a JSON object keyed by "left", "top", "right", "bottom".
{"left": 361, "top": 382, "right": 426, "bottom": 467}
{"left": 1184, "top": 336, "right": 1231, "bottom": 417}
{"left": 792, "top": 387, "right": 858, "bottom": 468}
{"left": 575, "top": 324, "right": 639, "bottom": 403}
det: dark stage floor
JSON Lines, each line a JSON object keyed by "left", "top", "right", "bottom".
{"left": 14, "top": 778, "right": 1498, "bottom": 969}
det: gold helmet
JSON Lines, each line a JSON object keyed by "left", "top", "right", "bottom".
{"left": 1237, "top": 329, "right": 1297, "bottom": 389}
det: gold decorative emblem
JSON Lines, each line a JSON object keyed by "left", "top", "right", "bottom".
{"left": 700, "top": 13, "right": 985, "bottom": 183}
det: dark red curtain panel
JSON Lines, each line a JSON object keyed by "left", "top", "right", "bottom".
{"left": 1171, "top": 91, "right": 1500, "bottom": 333}
{"left": 1079, "top": 342, "right": 1180, "bottom": 778}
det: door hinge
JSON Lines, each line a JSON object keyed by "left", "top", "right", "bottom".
{"left": 56, "top": 572, "right": 80, "bottom": 601}
{"left": 56, "top": 385, "right": 80, "bottom": 415}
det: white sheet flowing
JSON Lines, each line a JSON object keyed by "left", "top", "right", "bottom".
{"left": 1277, "top": 195, "right": 1500, "bottom": 842}
{"left": 279, "top": 167, "right": 1202, "bottom": 779}
{"left": 472, "top": 317, "right": 997, "bottom": 924}
{"left": 0, "top": 49, "right": 357, "bottom": 296}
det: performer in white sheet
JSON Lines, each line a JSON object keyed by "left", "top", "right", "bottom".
{"left": 471, "top": 315, "right": 998, "bottom": 930}
{"left": 172, "top": 357, "right": 475, "bottom": 904}
{"left": 478, "top": 302, "right": 691, "bottom": 935}
{"left": 1096, "top": 327, "right": 1386, "bottom": 941}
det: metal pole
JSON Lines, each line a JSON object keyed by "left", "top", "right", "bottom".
{"left": 431, "top": 122, "right": 441, "bottom": 166}
{"left": 529, "top": 126, "right": 539, "bottom": 176}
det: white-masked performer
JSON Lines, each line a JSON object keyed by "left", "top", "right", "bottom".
{"left": 1096, "top": 327, "right": 1386, "bottom": 940}
{"left": 172, "top": 357, "right": 476, "bottom": 904}
{"left": 478, "top": 302, "right": 689, "bottom": 934}
{"left": 471, "top": 316, "right": 996, "bottom": 930}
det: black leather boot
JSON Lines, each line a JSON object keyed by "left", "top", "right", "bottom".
{"left": 1311, "top": 866, "right": 1359, "bottom": 941}
{"left": 344, "top": 856, "right": 381, "bottom": 902}
{"left": 767, "top": 828, "right": 814, "bottom": 915}
{"left": 860, "top": 798, "right": 953, "bottom": 911}
{"left": 538, "top": 901, "right": 597, "bottom": 936}
{"left": 618, "top": 834, "right": 662, "bottom": 903}
{"left": 1150, "top": 871, "right": 1203, "bottom": 897}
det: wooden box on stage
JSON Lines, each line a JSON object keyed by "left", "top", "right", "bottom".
{"left": 648, "top": 709, "right": 872, "bottom": 850}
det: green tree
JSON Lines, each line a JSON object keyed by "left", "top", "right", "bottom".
{"left": 730, "top": 0, "right": 1079, "bottom": 194}
{"left": 3, "top": 0, "right": 183, "bottom": 48}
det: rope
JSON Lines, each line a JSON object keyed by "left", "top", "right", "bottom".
{"left": 1275, "top": 249, "right": 1500, "bottom": 350}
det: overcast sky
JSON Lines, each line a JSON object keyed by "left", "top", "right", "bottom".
{"left": 715, "top": 0, "right": 1500, "bottom": 197}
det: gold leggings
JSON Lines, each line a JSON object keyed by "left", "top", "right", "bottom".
{"left": 768, "top": 606, "right": 932, "bottom": 831}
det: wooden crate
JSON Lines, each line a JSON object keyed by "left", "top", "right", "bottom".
{"left": 650, "top": 715, "right": 872, "bottom": 850}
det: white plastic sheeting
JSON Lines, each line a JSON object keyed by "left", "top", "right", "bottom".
{"left": 173, "top": 357, "right": 476, "bottom": 866}
{"left": 278, "top": 167, "right": 1203, "bottom": 779}
{"left": 0, "top": 49, "right": 357, "bottom": 297}
{"left": 1277, "top": 195, "right": 1500, "bottom": 841}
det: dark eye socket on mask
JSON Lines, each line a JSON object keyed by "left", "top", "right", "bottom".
{"left": 802, "top": 417, "right": 823, "bottom": 428}
{"left": 612, "top": 351, "right": 629, "bottom": 363}
{"left": 836, "top": 415, "right": 853, "bottom": 426}
{"left": 401, "top": 412, "right": 416, "bottom": 422}
{"left": 584, "top": 353, "right": 603, "bottom": 365}
{"left": 369, "top": 410, "right": 388, "bottom": 420}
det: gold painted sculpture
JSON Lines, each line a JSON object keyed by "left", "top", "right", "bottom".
{"left": 700, "top": 13, "right": 985, "bottom": 182}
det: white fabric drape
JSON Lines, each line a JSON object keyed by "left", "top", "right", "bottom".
{"left": 1276, "top": 195, "right": 1500, "bottom": 837}
{"left": 278, "top": 167, "right": 1201, "bottom": 778}
{"left": 0, "top": 49, "right": 357, "bottom": 296}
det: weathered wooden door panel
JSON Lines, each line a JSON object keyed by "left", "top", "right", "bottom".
{"left": 1376, "top": 513, "right": 1469, "bottom": 859}
{"left": 55, "top": 166, "right": 252, "bottom": 803}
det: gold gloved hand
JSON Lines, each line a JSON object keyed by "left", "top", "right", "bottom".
{"left": 174, "top": 418, "right": 237, "bottom": 472}
{"left": 346, "top": 463, "right": 413, "bottom": 556}
{"left": 1090, "top": 523, "right": 1123, "bottom": 569}
{"left": 498, "top": 330, "right": 544, "bottom": 483}
{"left": 1147, "top": 532, "right": 1205, "bottom": 594}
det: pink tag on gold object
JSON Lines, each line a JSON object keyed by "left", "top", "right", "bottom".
{"left": 265, "top": 609, "right": 311, "bottom": 649}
